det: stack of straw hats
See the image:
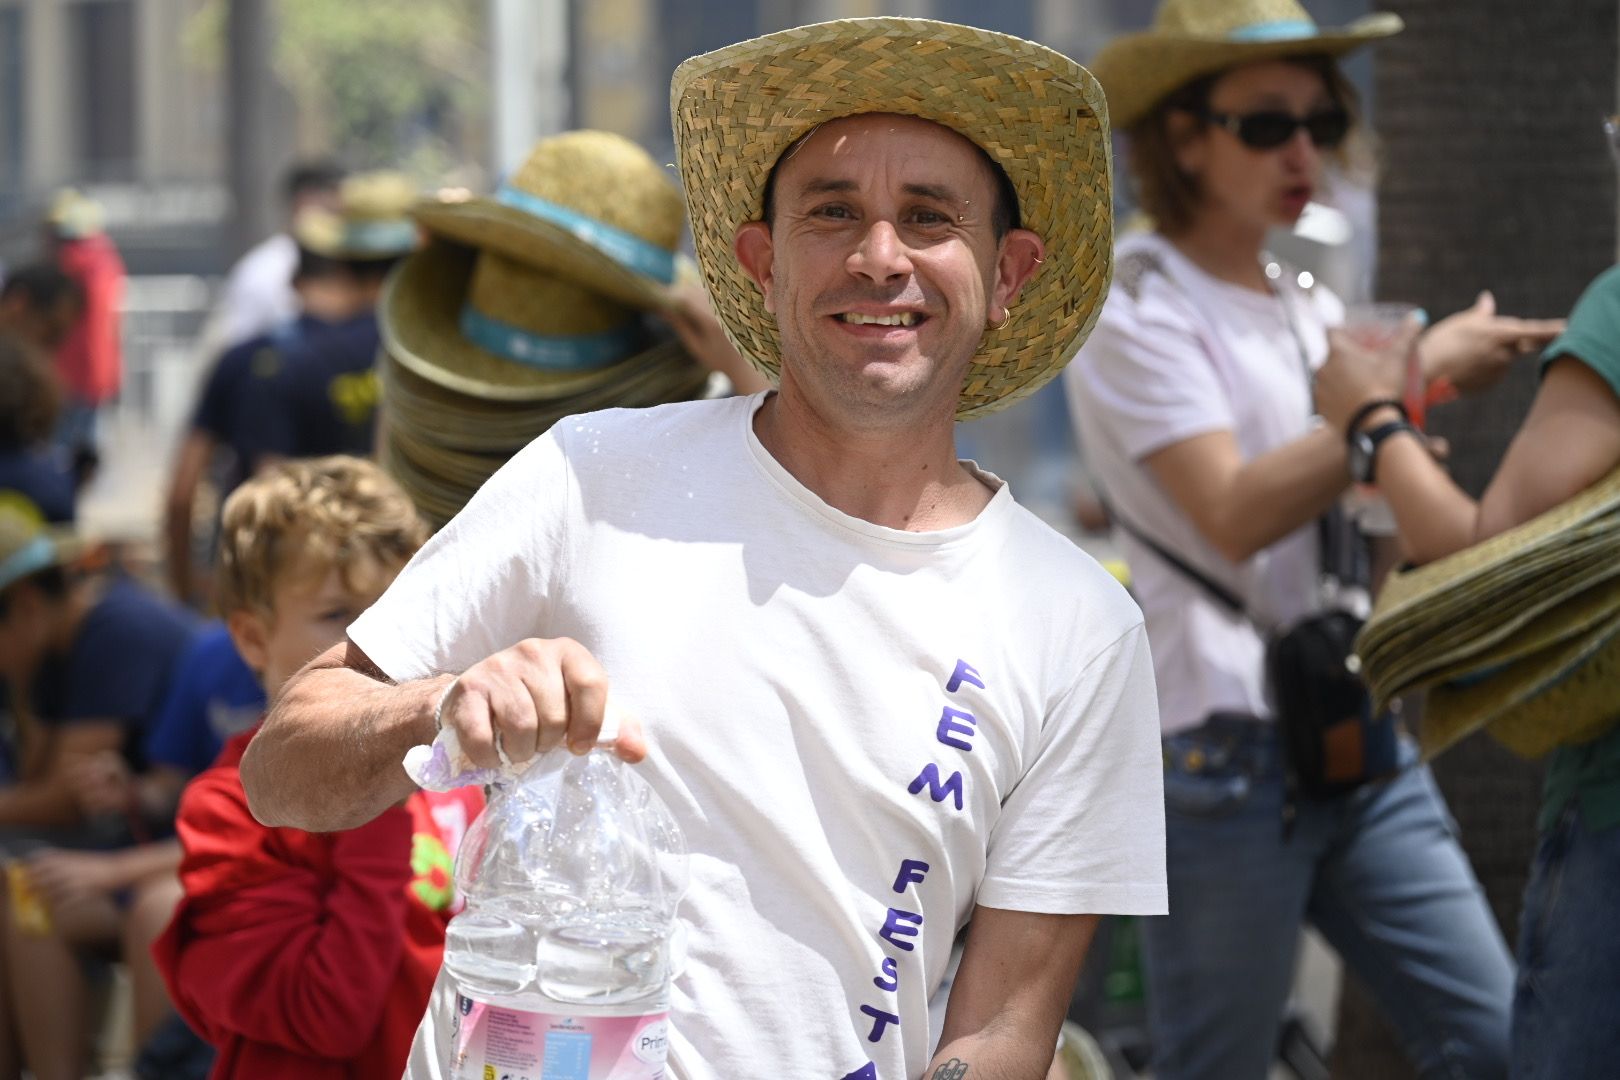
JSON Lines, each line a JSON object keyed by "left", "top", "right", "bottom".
{"left": 1356, "top": 465, "right": 1620, "bottom": 759}
{"left": 378, "top": 131, "right": 712, "bottom": 528}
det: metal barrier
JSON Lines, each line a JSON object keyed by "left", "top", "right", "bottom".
{"left": 81, "top": 274, "right": 220, "bottom": 540}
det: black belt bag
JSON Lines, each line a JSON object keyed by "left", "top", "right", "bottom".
{"left": 1265, "top": 607, "right": 1399, "bottom": 799}
{"left": 1107, "top": 504, "right": 1398, "bottom": 800}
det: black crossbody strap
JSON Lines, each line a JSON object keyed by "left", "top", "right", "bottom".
{"left": 1098, "top": 496, "right": 1248, "bottom": 617}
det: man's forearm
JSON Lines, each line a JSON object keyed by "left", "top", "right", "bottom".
{"left": 0, "top": 781, "right": 82, "bottom": 829}
{"left": 240, "top": 649, "right": 448, "bottom": 832}
{"left": 924, "top": 1040, "right": 1055, "bottom": 1080}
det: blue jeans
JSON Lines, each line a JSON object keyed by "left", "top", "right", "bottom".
{"left": 1511, "top": 805, "right": 1620, "bottom": 1078}
{"left": 1142, "top": 715, "right": 1513, "bottom": 1080}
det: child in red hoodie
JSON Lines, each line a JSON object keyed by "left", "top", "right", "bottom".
{"left": 153, "top": 456, "right": 481, "bottom": 1079}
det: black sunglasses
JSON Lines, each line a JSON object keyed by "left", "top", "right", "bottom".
{"left": 1203, "top": 108, "right": 1352, "bottom": 150}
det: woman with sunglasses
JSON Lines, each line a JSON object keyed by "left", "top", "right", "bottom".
{"left": 1066, "top": 2, "right": 1561, "bottom": 1078}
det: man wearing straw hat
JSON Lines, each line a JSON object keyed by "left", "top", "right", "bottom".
{"left": 245, "top": 19, "right": 1165, "bottom": 1079}
{"left": 240, "top": 172, "right": 421, "bottom": 468}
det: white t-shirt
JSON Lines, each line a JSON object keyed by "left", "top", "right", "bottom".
{"left": 1063, "top": 232, "right": 1344, "bottom": 736}
{"left": 212, "top": 233, "right": 299, "bottom": 351}
{"left": 348, "top": 393, "right": 1166, "bottom": 1080}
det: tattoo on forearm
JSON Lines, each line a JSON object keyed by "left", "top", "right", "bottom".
{"left": 931, "top": 1061, "right": 969, "bottom": 1080}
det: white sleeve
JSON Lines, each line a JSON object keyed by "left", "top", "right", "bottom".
{"left": 976, "top": 623, "right": 1167, "bottom": 916}
{"left": 1074, "top": 300, "right": 1236, "bottom": 462}
{"left": 348, "top": 429, "right": 576, "bottom": 683}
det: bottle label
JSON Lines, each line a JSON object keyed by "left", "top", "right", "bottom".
{"left": 449, "top": 994, "right": 670, "bottom": 1080}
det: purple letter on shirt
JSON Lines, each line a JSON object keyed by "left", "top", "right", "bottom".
{"left": 860, "top": 1004, "right": 901, "bottom": 1043}
{"left": 879, "top": 907, "right": 924, "bottom": 952}
{"left": 840, "top": 1064, "right": 878, "bottom": 1080}
{"left": 909, "top": 763, "right": 964, "bottom": 811}
{"left": 893, "top": 859, "right": 930, "bottom": 893}
{"left": 936, "top": 706, "right": 978, "bottom": 752}
{"left": 947, "top": 659, "right": 985, "bottom": 694}
{"left": 874, "top": 956, "right": 899, "bottom": 992}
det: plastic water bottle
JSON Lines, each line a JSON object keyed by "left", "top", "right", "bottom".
{"left": 438, "top": 748, "right": 687, "bottom": 1079}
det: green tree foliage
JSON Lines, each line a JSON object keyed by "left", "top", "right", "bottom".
{"left": 188, "top": 0, "right": 487, "bottom": 176}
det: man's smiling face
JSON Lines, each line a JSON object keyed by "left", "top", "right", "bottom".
{"left": 735, "top": 113, "right": 1041, "bottom": 429}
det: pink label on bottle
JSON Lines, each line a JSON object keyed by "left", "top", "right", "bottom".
{"left": 449, "top": 994, "right": 670, "bottom": 1080}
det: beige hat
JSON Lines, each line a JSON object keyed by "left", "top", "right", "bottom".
{"left": 671, "top": 18, "right": 1115, "bottom": 420}
{"left": 375, "top": 134, "right": 716, "bottom": 529}
{"left": 45, "top": 188, "right": 104, "bottom": 239}
{"left": 411, "top": 130, "right": 689, "bottom": 312}
{"left": 1357, "top": 464, "right": 1620, "bottom": 759}
{"left": 293, "top": 171, "right": 421, "bottom": 260}
{"left": 380, "top": 236, "right": 702, "bottom": 403}
{"left": 1090, "top": 0, "right": 1402, "bottom": 131}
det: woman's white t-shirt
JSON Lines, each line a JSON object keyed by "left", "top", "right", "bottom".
{"left": 1064, "top": 232, "right": 1345, "bottom": 736}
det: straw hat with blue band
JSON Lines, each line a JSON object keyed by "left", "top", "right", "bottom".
{"left": 671, "top": 18, "right": 1115, "bottom": 420}
{"left": 1089, "top": 0, "right": 1403, "bottom": 132}
{"left": 0, "top": 501, "right": 85, "bottom": 594}
{"left": 381, "top": 235, "right": 703, "bottom": 402}
{"left": 293, "top": 171, "right": 421, "bottom": 261}
{"left": 410, "top": 130, "right": 691, "bottom": 312}
{"left": 376, "top": 130, "right": 714, "bottom": 527}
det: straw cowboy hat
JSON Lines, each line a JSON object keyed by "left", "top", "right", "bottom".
{"left": 411, "top": 130, "right": 690, "bottom": 312}
{"left": 376, "top": 132, "right": 713, "bottom": 526}
{"left": 1357, "top": 464, "right": 1620, "bottom": 759}
{"left": 381, "top": 235, "right": 703, "bottom": 403}
{"left": 292, "top": 171, "right": 421, "bottom": 261}
{"left": 671, "top": 18, "right": 1115, "bottom": 420}
{"left": 1090, "top": 0, "right": 1402, "bottom": 131}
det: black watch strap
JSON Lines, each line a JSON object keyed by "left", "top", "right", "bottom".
{"left": 1344, "top": 398, "right": 1409, "bottom": 441}
{"left": 1363, "top": 420, "right": 1418, "bottom": 484}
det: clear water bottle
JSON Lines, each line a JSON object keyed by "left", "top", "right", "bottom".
{"left": 439, "top": 749, "right": 687, "bottom": 1079}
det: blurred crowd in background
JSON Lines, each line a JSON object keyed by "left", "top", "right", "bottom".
{"left": 0, "top": 0, "right": 1614, "bottom": 1078}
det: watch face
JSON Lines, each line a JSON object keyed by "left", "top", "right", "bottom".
{"left": 1349, "top": 432, "right": 1375, "bottom": 483}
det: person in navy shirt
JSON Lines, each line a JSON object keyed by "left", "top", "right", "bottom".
{"left": 0, "top": 333, "right": 76, "bottom": 525}
{"left": 145, "top": 623, "right": 266, "bottom": 775}
{"left": 241, "top": 172, "right": 418, "bottom": 468}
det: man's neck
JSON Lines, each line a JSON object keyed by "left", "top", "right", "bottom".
{"left": 1167, "top": 215, "right": 1271, "bottom": 293}
{"left": 753, "top": 390, "right": 994, "bottom": 532}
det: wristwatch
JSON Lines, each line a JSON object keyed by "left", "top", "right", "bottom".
{"left": 1348, "top": 419, "right": 1418, "bottom": 484}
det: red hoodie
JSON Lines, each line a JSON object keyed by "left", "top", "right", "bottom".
{"left": 54, "top": 233, "right": 125, "bottom": 404}
{"left": 153, "top": 729, "right": 483, "bottom": 1080}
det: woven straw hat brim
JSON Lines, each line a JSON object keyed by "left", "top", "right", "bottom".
{"left": 1092, "top": 13, "right": 1402, "bottom": 131}
{"left": 1361, "top": 540, "right": 1620, "bottom": 695}
{"left": 379, "top": 343, "right": 710, "bottom": 453}
{"left": 378, "top": 432, "right": 471, "bottom": 530}
{"left": 412, "top": 198, "right": 687, "bottom": 313}
{"left": 1360, "top": 466, "right": 1620, "bottom": 648}
{"left": 671, "top": 18, "right": 1114, "bottom": 421}
{"left": 1356, "top": 464, "right": 1620, "bottom": 759}
{"left": 379, "top": 367, "right": 714, "bottom": 529}
{"left": 382, "top": 238, "right": 690, "bottom": 403}
{"left": 1421, "top": 614, "right": 1620, "bottom": 761}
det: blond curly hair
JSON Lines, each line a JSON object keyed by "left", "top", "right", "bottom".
{"left": 216, "top": 456, "right": 427, "bottom": 616}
